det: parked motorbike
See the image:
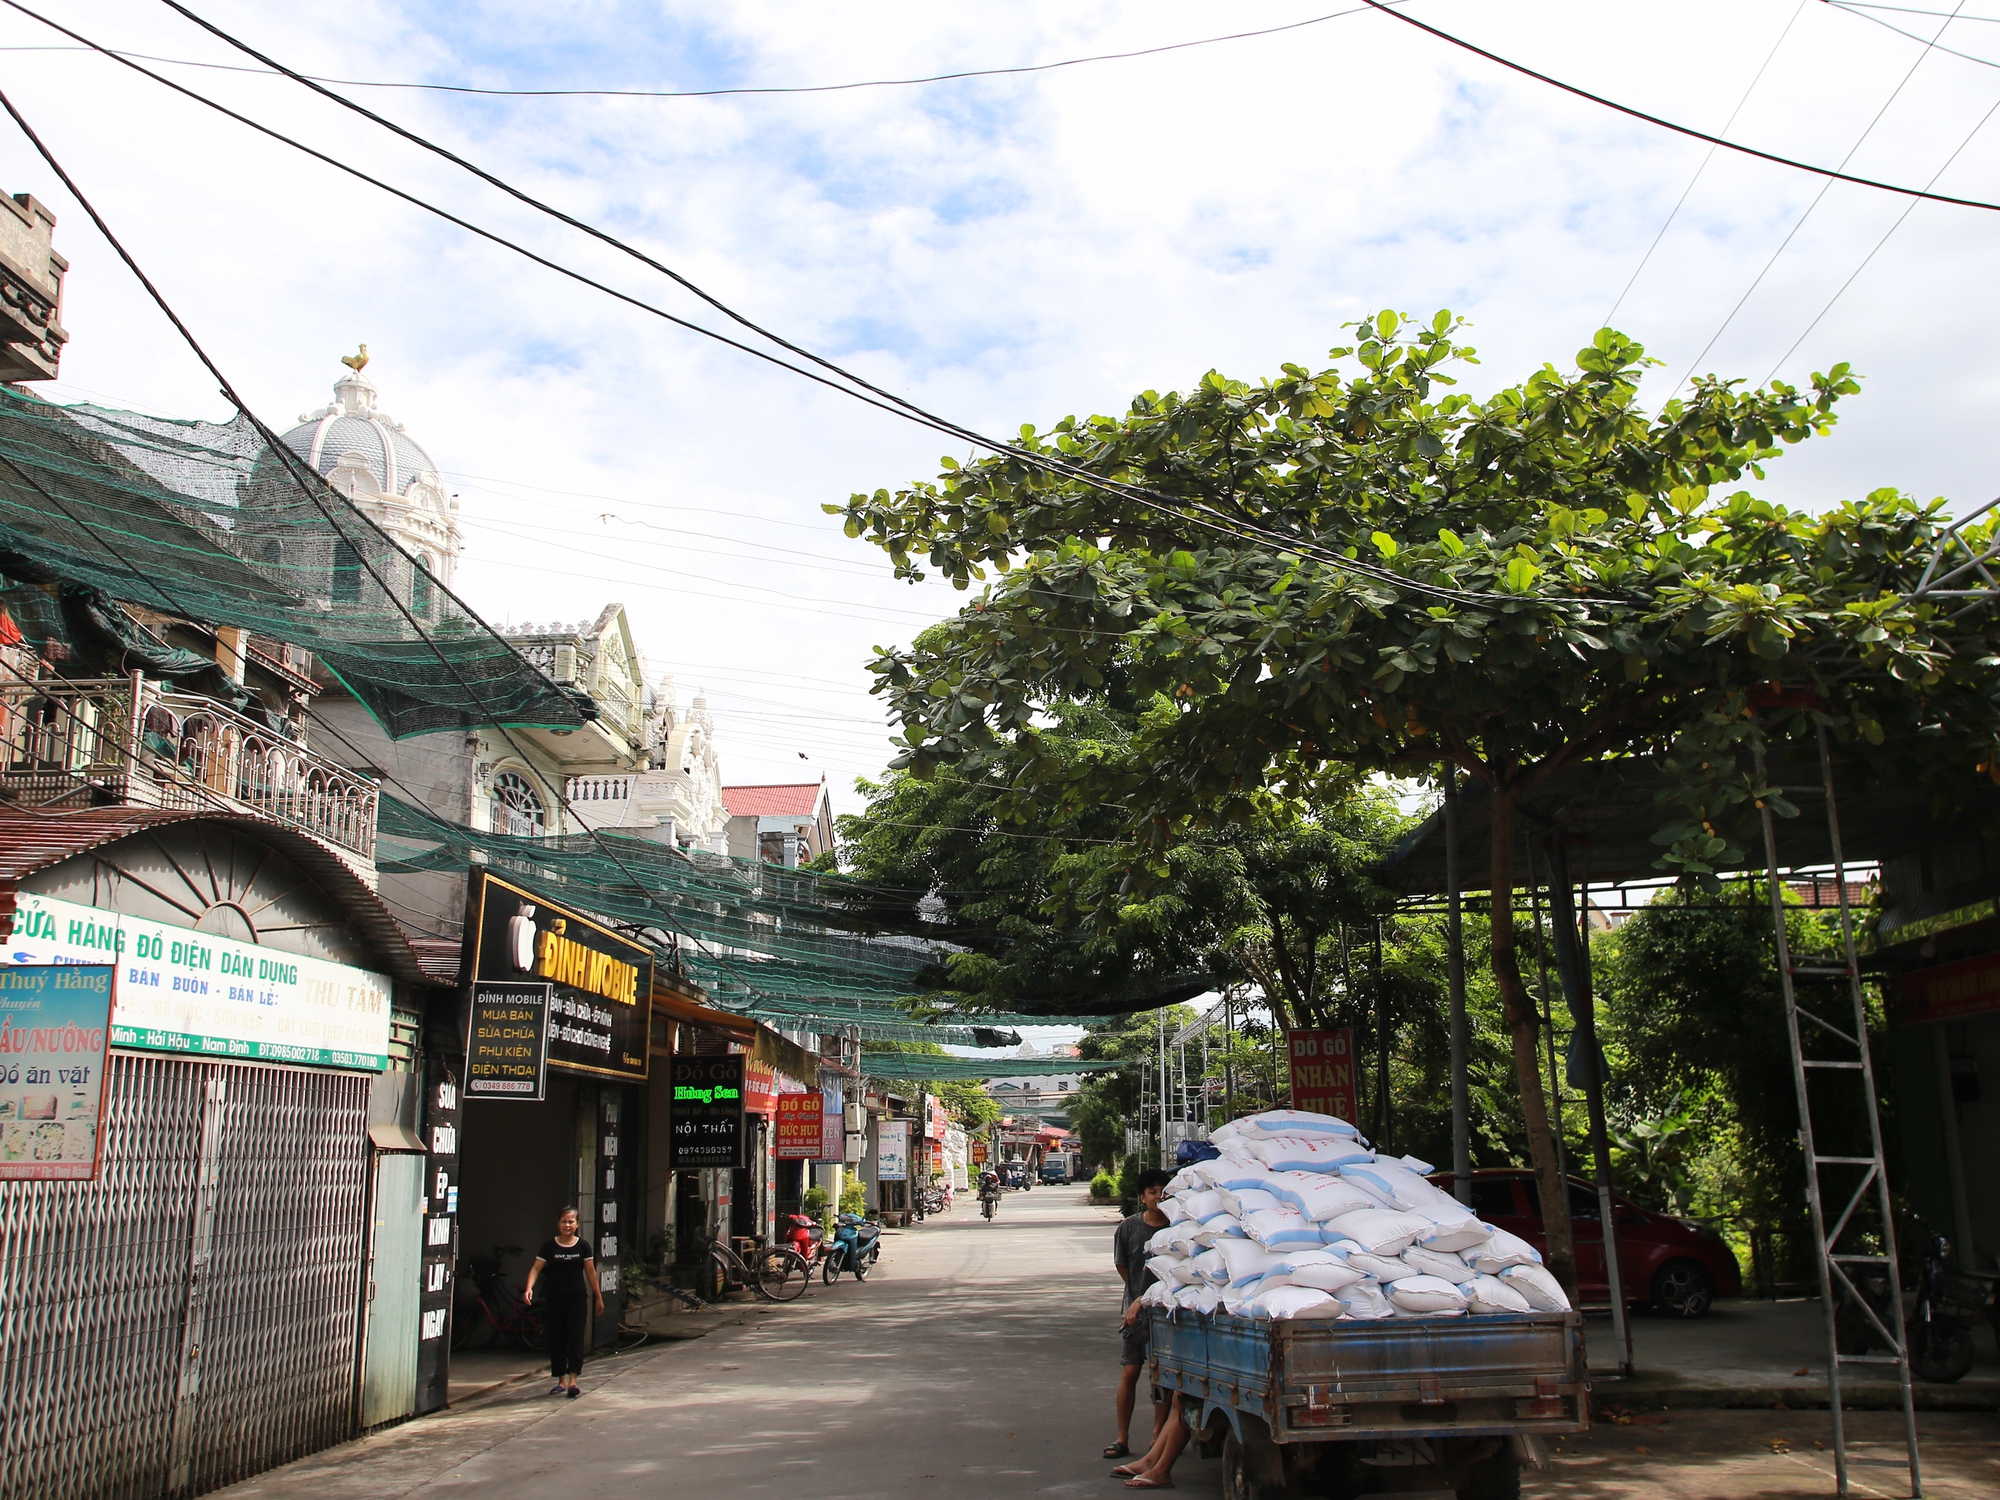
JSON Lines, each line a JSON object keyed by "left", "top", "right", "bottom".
{"left": 1836, "top": 1219, "right": 1980, "bottom": 1383}
{"left": 822, "top": 1212, "right": 882, "bottom": 1283}
{"left": 779, "top": 1212, "right": 824, "bottom": 1268}
{"left": 919, "top": 1183, "right": 947, "bottom": 1216}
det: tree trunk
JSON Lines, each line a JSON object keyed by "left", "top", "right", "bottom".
{"left": 1489, "top": 785, "right": 1579, "bottom": 1298}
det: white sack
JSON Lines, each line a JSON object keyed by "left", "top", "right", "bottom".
{"left": 1325, "top": 1208, "right": 1433, "bottom": 1257}
{"left": 1242, "top": 1207, "right": 1325, "bottom": 1250}
{"left": 1277, "top": 1173, "right": 1380, "bottom": 1223}
{"left": 1253, "top": 1251, "right": 1366, "bottom": 1295}
{"left": 1403, "top": 1246, "right": 1480, "bottom": 1285}
{"left": 1388, "top": 1274, "right": 1471, "bottom": 1313}
{"left": 1166, "top": 1167, "right": 1206, "bottom": 1195}
{"left": 1501, "top": 1263, "right": 1572, "bottom": 1311}
{"left": 1161, "top": 1198, "right": 1194, "bottom": 1226}
{"left": 1189, "top": 1213, "right": 1249, "bottom": 1247}
{"left": 1217, "top": 1185, "right": 1284, "bottom": 1218}
{"left": 1146, "top": 1225, "right": 1178, "bottom": 1255}
{"left": 1335, "top": 1280, "right": 1395, "bottom": 1319}
{"left": 1466, "top": 1274, "right": 1532, "bottom": 1314}
{"left": 1140, "top": 1280, "right": 1176, "bottom": 1308}
{"left": 1188, "top": 1247, "right": 1230, "bottom": 1285}
{"left": 1145, "top": 1252, "right": 1192, "bottom": 1286}
{"left": 1212, "top": 1238, "right": 1290, "bottom": 1287}
{"left": 1214, "top": 1109, "right": 1364, "bottom": 1142}
{"left": 1418, "top": 1218, "right": 1494, "bottom": 1253}
{"left": 1464, "top": 1227, "right": 1543, "bottom": 1274}
{"left": 1250, "top": 1284, "right": 1345, "bottom": 1320}
{"left": 1246, "top": 1136, "right": 1377, "bottom": 1173}
{"left": 1343, "top": 1250, "right": 1415, "bottom": 1282}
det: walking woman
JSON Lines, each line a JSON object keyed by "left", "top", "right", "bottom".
{"left": 522, "top": 1207, "right": 603, "bottom": 1398}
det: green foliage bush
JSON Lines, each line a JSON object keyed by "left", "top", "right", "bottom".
{"left": 1116, "top": 1151, "right": 1142, "bottom": 1203}
{"left": 1089, "top": 1170, "right": 1118, "bottom": 1201}
{"left": 803, "top": 1185, "right": 830, "bottom": 1218}
{"left": 838, "top": 1179, "right": 868, "bottom": 1216}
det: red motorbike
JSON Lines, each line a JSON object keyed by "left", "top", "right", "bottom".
{"left": 780, "top": 1213, "right": 825, "bottom": 1267}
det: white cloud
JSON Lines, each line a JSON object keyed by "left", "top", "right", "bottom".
{"left": 7, "top": 0, "right": 1998, "bottom": 804}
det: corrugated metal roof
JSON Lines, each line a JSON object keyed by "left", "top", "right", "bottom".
{"left": 722, "top": 783, "right": 823, "bottom": 817}
{"left": 0, "top": 807, "right": 433, "bottom": 984}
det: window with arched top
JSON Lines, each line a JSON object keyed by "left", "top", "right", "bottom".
{"left": 412, "top": 553, "right": 434, "bottom": 614}
{"left": 490, "top": 770, "right": 547, "bottom": 837}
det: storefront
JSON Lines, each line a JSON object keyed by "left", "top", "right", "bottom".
{"left": 0, "top": 809, "right": 439, "bottom": 1500}
{"left": 451, "top": 870, "right": 652, "bottom": 1349}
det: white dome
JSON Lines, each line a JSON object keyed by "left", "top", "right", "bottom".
{"left": 282, "top": 365, "right": 442, "bottom": 499}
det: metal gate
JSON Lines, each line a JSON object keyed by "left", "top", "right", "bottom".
{"left": 359, "top": 1152, "right": 424, "bottom": 1429}
{"left": 0, "top": 1053, "right": 370, "bottom": 1500}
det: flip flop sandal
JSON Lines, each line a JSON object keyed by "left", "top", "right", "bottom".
{"left": 1101, "top": 1443, "right": 1131, "bottom": 1459}
{"left": 1124, "top": 1478, "right": 1174, "bottom": 1490}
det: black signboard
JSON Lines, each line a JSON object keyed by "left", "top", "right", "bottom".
{"left": 668, "top": 1054, "right": 745, "bottom": 1169}
{"left": 467, "top": 872, "right": 653, "bottom": 1082}
{"left": 465, "top": 982, "right": 550, "bottom": 1099}
{"left": 416, "top": 1067, "right": 462, "bottom": 1415}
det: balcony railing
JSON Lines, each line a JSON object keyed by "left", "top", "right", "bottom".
{"left": 0, "top": 671, "right": 377, "bottom": 864}
{"left": 566, "top": 775, "right": 631, "bottom": 804}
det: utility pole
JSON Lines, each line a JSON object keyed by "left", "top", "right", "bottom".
{"left": 1446, "top": 768, "right": 1471, "bottom": 1204}
{"left": 1224, "top": 990, "right": 1236, "bottom": 1122}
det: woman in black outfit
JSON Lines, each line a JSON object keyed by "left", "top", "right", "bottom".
{"left": 522, "top": 1206, "right": 603, "bottom": 1398}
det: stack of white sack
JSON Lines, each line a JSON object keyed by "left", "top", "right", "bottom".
{"left": 1136, "top": 1109, "right": 1573, "bottom": 1323}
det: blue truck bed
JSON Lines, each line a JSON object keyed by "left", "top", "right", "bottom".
{"left": 1149, "top": 1305, "right": 1589, "bottom": 1445}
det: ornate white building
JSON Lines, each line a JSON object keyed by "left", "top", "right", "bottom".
{"left": 290, "top": 355, "right": 734, "bottom": 937}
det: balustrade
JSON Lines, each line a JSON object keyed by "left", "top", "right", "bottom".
{"left": 0, "top": 671, "right": 377, "bottom": 861}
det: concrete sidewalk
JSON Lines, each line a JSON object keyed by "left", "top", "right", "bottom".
{"left": 1584, "top": 1298, "right": 2000, "bottom": 1410}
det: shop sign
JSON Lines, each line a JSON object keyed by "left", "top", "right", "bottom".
{"left": 0, "top": 964, "right": 112, "bottom": 1179}
{"left": 5, "top": 892, "right": 390, "bottom": 1070}
{"left": 1893, "top": 950, "right": 2000, "bottom": 1025}
{"left": 925, "top": 1097, "right": 948, "bottom": 1139}
{"left": 818, "top": 1080, "right": 844, "bottom": 1163}
{"left": 775, "top": 1091, "right": 822, "bottom": 1160}
{"left": 416, "top": 1072, "right": 461, "bottom": 1414}
{"left": 668, "top": 1053, "right": 745, "bottom": 1169}
{"left": 972, "top": 1141, "right": 988, "bottom": 1164}
{"left": 744, "top": 1059, "right": 779, "bottom": 1116}
{"left": 1286, "top": 1027, "right": 1357, "bottom": 1124}
{"left": 467, "top": 873, "right": 653, "bottom": 1082}
{"left": 878, "top": 1119, "right": 911, "bottom": 1181}
{"left": 465, "top": 982, "right": 550, "bottom": 1099}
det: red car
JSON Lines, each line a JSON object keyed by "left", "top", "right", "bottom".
{"left": 1430, "top": 1170, "right": 1742, "bottom": 1317}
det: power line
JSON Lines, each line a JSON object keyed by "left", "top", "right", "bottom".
{"left": 4, "top": 5, "right": 1397, "bottom": 99}
{"left": 1763, "top": 86, "right": 2000, "bottom": 381}
{"left": 1355, "top": 0, "right": 2000, "bottom": 212}
{"left": 1667, "top": 0, "right": 1967, "bottom": 396}
{"left": 1827, "top": 0, "right": 2000, "bottom": 67}
{"left": 1601, "top": 0, "right": 1810, "bottom": 331}
{"left": 137, "top": 0, "right": 1582, "bottom": 610}
{"left": 0, "top": 82, "right": 780, "bottom": 998}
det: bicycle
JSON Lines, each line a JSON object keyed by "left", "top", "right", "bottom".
{"left": 707, "top": 1237, "right": 811, "bottom": 1302}
{"left": 451, "top": 1245, "right": 547, "bottom": 1351}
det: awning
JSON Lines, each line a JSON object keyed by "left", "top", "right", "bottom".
{"left": 651, "top": 981, "right": 758, "bottom": 1045}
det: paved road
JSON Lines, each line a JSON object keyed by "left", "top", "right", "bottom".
{"left": 216, "top": 1188, "right": 1999, "bottom": 1500}
{"left": 218, "top": 1186, "right": 1158, "bottom": 1500}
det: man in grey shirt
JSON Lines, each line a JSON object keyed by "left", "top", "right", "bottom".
{"left": 1107, "top": 1168, "right": 1173, "bottom": 1460}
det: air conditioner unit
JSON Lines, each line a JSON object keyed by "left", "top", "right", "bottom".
{"left": 552, "top": 643, "right": 577, "bottom": 683}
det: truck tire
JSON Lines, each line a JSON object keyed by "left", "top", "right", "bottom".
{"left": 1220, "top": 1424, "right": 1293, "bottom": 1500}
{"left": 1459, "top": 1446, "right": 1521, "bottom": 1500}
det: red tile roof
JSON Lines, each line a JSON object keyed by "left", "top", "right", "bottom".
{"left": 722, "top": 783, "right": 824, "bottom": 817}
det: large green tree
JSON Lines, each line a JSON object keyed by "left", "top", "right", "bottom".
{"left": 837, "top": 314, "right": 2000, "bottom": 1292}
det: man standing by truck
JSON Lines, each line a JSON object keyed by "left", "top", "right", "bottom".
{"left": 1106, "top": 1168, "right": 1173, "bottom": 1461}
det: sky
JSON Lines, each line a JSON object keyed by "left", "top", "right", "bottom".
{"left": 6, "top": 0, "right": 2000, "bottom": 813}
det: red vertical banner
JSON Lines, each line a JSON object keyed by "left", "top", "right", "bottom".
{"left": 775, "top": 1092, "right": 823, "bottom": 1159}
{"left": 1286, "top": 1028, "right": 1358, "bottom": 1124}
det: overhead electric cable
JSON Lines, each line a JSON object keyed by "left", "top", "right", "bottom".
{"left": 1763, "top": 84, "right": 2000, "bottom": 381}
{"left": 0, "top": 83, "right": 784, "bottom": 998}
{"left": 1601, "top": 0, "right": 1810, "bottom": 330}
{"left": 143, "top": 0, "right": 1595, "bottom": 609}
{"left": 1353, "top": 0, "right": 2000, "bottom": 211}
{"left": 1668, "top": 0, "right": 1966, "bottom": 396}
{"left": 4, "top": 5, "right": 1398, "bottom": 98}
{"left": 0, "top": 3, "right": 1503, "bottom": 613}
{"left": 1827, "top": 0, "right": 2000, "bottom": 66}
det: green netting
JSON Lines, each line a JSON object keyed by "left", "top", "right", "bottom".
{"left": 378, "top": 792, "right": 940, "bottom": 1004}
{"left": 856, "top": 1055, "right": 1122, "bottom": 1081}
{"left": 0, "top": 386, "right": 587, "bottom": 738}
